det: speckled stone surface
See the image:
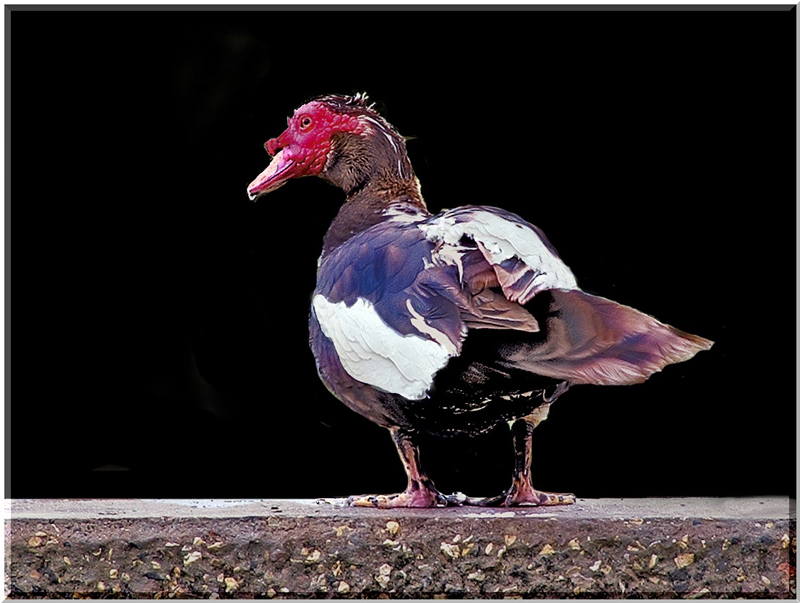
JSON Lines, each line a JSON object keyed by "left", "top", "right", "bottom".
{"left": 5, "top": 498, "right": 796, "bottom": 598}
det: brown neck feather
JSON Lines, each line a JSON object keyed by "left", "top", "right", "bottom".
{"left": 319, "top": 127, "right": 427, "bottom": 257}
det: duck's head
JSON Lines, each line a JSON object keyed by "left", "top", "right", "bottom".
{"left": 247, "top": 93, "right": 414, "bottom": 200}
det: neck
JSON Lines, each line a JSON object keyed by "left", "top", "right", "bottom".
{"left": 319, "top": 129, "right": 428, "bottom": 257}
{"left": 320, "top": 187, "right": 428, "bottom": 259}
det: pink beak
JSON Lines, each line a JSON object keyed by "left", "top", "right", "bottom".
{"left": 247, "top": 148, "right": 296, "bottom": 200}
{"left": 247, "top": 131, "right": 309, "bottom": 201}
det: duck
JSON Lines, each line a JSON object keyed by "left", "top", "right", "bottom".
{"left": 247, "top": 93, "right": 713, "bottom": 508}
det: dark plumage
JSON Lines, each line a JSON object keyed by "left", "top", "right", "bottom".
{"left": 248, "top": 93, "right": 713, "bottom": 508}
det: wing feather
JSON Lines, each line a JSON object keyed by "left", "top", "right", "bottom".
{"left": 314, "top": 220, "right": 466, "bottom": 400}
{"left": 312, "top": 295, "right": 454, "bottom": 400}
{"left": 420, "top": 206, "right": 578, "bottom": 305}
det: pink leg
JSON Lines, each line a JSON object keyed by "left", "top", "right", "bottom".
{"left": 348, "top": 428, "right": 453, "bottom": 508}
{"left": 466, "top": 417, "right": 575, "bottom": 507}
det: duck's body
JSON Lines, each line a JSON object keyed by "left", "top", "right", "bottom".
{"left": 310, "top": 203, "right": 562, "bottom": 438}
{"left": 248, "top": 93, "right": 713, "bottom": 508}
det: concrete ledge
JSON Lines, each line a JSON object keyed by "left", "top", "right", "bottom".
{"left": 5, "top": 498, "right": 796, "bottom": 598}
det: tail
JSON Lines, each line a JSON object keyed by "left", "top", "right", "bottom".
{"left": 501, "top": 289, "right": 714, "bottom": 386}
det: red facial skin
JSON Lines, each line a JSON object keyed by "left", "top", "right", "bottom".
{"left": 247, "top": 101, "right": 365, "bottom": 200}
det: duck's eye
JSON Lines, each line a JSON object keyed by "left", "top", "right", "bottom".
{"left": 299, "top": 116, "right": 313, "bottom": 131}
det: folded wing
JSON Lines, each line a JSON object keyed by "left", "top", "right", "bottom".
{"left": 420, "top": 206, "right": 713, "bottom": 386}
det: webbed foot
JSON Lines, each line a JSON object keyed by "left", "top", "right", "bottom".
{"left": 462, "top": 413, "right": 576, "bottom": 507}
{"left": 347, "top": 429, "right": 466, "bottom": 508}
{"left": 348, "top": 487, "right": 461, "bottom": 508}
{"left": 465, "top": 488, "right": 575, "bottom": 507}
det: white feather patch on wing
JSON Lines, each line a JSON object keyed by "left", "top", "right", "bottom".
{"left": 312, "top": 294, "right": 455, "bottom": 400}
{"left": 420, "top": 210, "right": 578, "bottom": 303}
{"left": 406, "top": 299, "right": 459, "bottom": 356}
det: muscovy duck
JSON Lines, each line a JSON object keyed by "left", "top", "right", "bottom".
{"left": 247, "top": 93, "right": 713, "bottom": 508}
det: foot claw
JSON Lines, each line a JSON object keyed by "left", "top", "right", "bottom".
{"left": 535, "top": 492, "right": 575, "bottom": 506}
{"left": 347, "top": 495, "right": 383, "bottom": 508}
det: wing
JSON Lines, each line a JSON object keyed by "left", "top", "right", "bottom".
{"left": 420, "top": 205, "right": 578, "bottom": 306}
{"left": 313, "top": 219, "right": 467, "bottom": 401}
{"left": 419, "top": 206, "right": 713, "bottom": 386}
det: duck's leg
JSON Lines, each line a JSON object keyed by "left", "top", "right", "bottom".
{"left": 348, "top": 428, "right": 453, "bottom": 508}
{"left": 467, "top": 397, "right": 575, "bottom": 507}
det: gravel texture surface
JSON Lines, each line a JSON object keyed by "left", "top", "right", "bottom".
{"left": 5, "top": 497, "right": 795, "bottom": 598}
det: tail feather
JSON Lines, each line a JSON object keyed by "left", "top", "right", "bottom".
{"left": 501, "top": 289, "right": 713, "bottom": 386}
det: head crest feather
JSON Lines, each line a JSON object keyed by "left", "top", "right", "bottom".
{"left": 311, "top": 92, "right": 381, "bottom": 115}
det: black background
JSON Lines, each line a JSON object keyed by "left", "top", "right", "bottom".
{"left": 9, "top": 7, "right": 795, "bottom": 500}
